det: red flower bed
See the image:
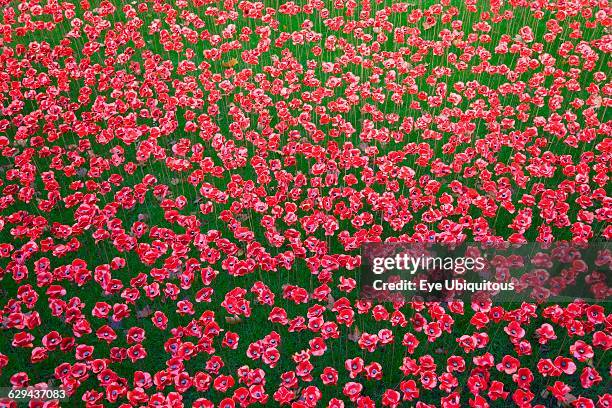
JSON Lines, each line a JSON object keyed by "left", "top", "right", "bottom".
{"left": 0, "top": 0, "right": 610, "bottom": 406}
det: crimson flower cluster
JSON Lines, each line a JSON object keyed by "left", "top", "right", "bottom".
{"left": 0, "top": 0, "right": 610, "bottom": 406}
